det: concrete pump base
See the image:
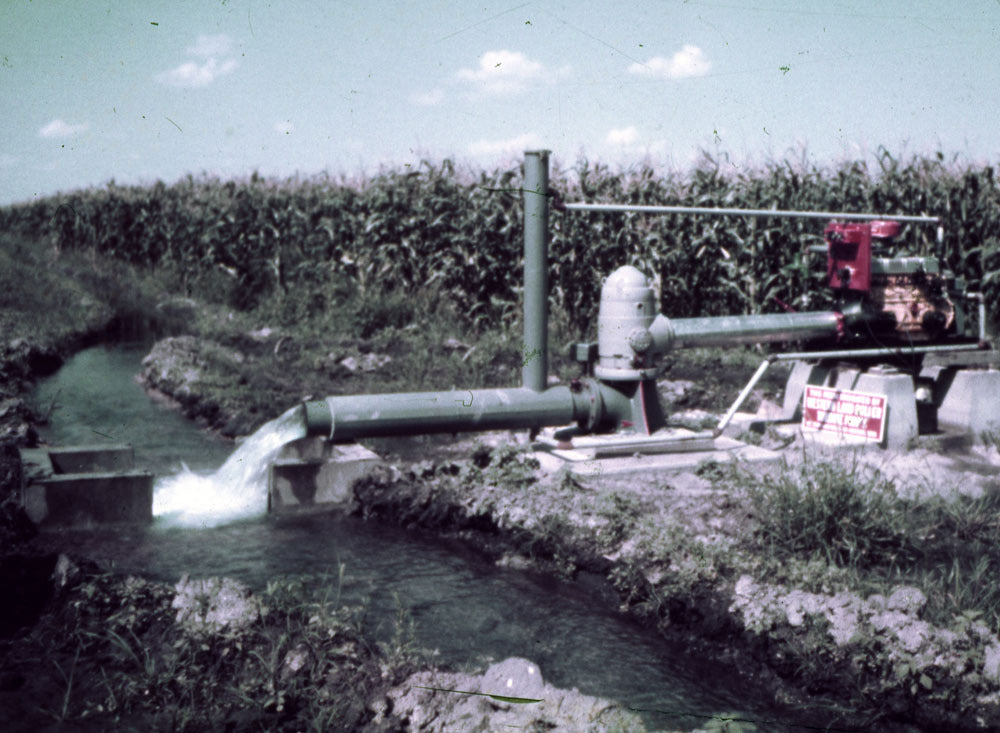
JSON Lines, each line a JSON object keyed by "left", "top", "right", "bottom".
{"left": 782, "top": 362, "right": 919, "bottom": 449}
{"left": 783, "top": 360, "right": 1000, "bottom": 449}
{"left": 933, "top": 368, "right": 1000, "bottom": 436}
{"left": 268, "top": 437, "right": 382, "bottom": 514}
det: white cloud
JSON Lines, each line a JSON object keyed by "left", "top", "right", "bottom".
{"left": 0, "top": 153, "right": 17, "bottom": 167}
{"left": 187, "top": 34, "right": 233, "bottom": 57}
{"left": 156, "top": 57, "right": 237, "bottom": 88}
{"left": 157, "top": 34, "right": 238, "bottom": 88}
{"left": 628, "top": 45, "right": 711, "bottom": 79}
{"left": 39, "top": 119, "right": 88, "bottom": 138}
{"left": 468, "top": 132, "right": 541, "bottom": 157}
{"left": 607, "top": 126, "right": 639, "bottom": 146}
{"left": 410, "top": 88, "right": 444, "bottom": 106}
{"left": 274, "top": 120, "right": 294, "bottom": 135}
{"left": 457, "top": 50, "right": 564, "bottom": 95}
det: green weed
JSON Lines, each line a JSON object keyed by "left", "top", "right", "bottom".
{"left": 37, "top": 645, "right": 81, "bottom": 722}
{"left": 597, "top": 491, "right": 645, "bottom": 545}
{"left": 742, "top": 455, "right": 907, "bottom": 569}
{"left": 476, "top": 442, "right": 541, "bottom": 489}
{"left": 10, "top": 570, "right": 405, "bottom": 730}
{"left": 730, "top": 456, "right": 1000, "bottom": 633}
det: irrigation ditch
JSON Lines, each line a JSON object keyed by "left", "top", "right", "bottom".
{"left": 134, "top": 328, "right": 1000, "bottom": 733}
{"left": 3, "top": 284, "right": 1000, "bottom": 730}
{"left": 0, "top": 262, "right": 740, "bottom": 730}
{"left": 0, "top": 310, "right": 807, "bottom": 731}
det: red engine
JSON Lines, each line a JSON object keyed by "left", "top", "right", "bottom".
{"left": 825, "top": 220, "right": 956, "bottom": 341}
{"left": 825, "top": 221, "right": 873, "bottom": 291}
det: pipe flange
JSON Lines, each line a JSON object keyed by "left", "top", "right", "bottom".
{"left": 570, "top": 378, "right": 605, "bottom": 433}
{"left": 303, "top": 399, "right": 335, "bottom": 440}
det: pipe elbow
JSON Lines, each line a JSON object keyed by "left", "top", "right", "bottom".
{"left": 648, "top": 314, "right": 675, "bottom": 353}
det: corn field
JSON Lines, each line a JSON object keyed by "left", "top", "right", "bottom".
{"left": 2, "top": 149, "right": 999, "bottom": 332}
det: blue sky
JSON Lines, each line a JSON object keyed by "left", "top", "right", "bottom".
{"left": 1, "top": 1, "right": 998, "bottom": 204}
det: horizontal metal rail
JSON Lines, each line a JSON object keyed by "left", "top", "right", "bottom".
{"left": 770, "top": 342, "right": 985, "bottom": 361}
{"left": 561, "top": 202, "right": 940, "bottom": 224}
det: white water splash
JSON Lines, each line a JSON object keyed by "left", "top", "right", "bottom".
{"left": 153, "top": 405, "right": 307, "bottom": 528}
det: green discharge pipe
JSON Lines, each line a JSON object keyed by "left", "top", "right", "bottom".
{"left": 650, "top": 311, "right": 843, "bottom": 350}
{"left": 302, "top": 382, "right": 628, "bottom": 441}
{"left": 300, "top": 153, "right": 864, "bottom": 447}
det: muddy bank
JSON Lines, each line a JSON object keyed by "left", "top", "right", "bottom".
{"left": 0, "top": 338, "right": 81, "bottom": 446}
{"left": 138, "top": 332, "right": 1000, "bottom": 731}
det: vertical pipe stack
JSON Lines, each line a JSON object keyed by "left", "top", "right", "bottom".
{"left": 522, "top": 150, "right": 550, "bottom": 392}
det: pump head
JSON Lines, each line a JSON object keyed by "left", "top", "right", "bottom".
{"left": 595, "top": 265, "right": 662, "bottom": 381}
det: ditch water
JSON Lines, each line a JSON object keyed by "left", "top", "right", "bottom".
{"left": 30, "top": 345, "right": 838, "bottom": 731}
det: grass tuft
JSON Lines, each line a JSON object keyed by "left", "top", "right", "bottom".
{"left": 743, "top": 455, "right": 907, "bottom": 569}
{"left": 730, "top": 455, "right": 1000, "bottom": 633}
{"left": 6, "top": 569, "right": 419, "bottom": 730}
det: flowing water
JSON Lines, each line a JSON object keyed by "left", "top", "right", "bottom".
{"left": 29, "top": 345, "right": 842, "bottom": 731}
{"left": 153, "top": 405, "right": 306, "bottom": 528}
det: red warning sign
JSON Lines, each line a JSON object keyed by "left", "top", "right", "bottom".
{"left": 801, "top": 386, "right": 886, "bottom": 442}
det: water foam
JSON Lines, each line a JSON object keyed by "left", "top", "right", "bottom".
{"left": 153, "top": 405, "right": 307, "bottom": 528}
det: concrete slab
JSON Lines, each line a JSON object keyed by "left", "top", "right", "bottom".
{"left": 534, "top": 427, "right": 716, "bottom": 457}
{"left": 47, "top": 444, "right": 135, "bottom": 474}
{"left": 269, "top": 439, "right": 382, "bottom": 514}
{"left": 532, "top": 432, "right": 781, "bottom": 477}
{"left": 19, "top": 444, "right": 153, "bottom": 527}
{"left": 19, "top": 445, "right": 136, "bottom": 478}
{"left": 18, "top": 447, "right": 54, "bottom": 479}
